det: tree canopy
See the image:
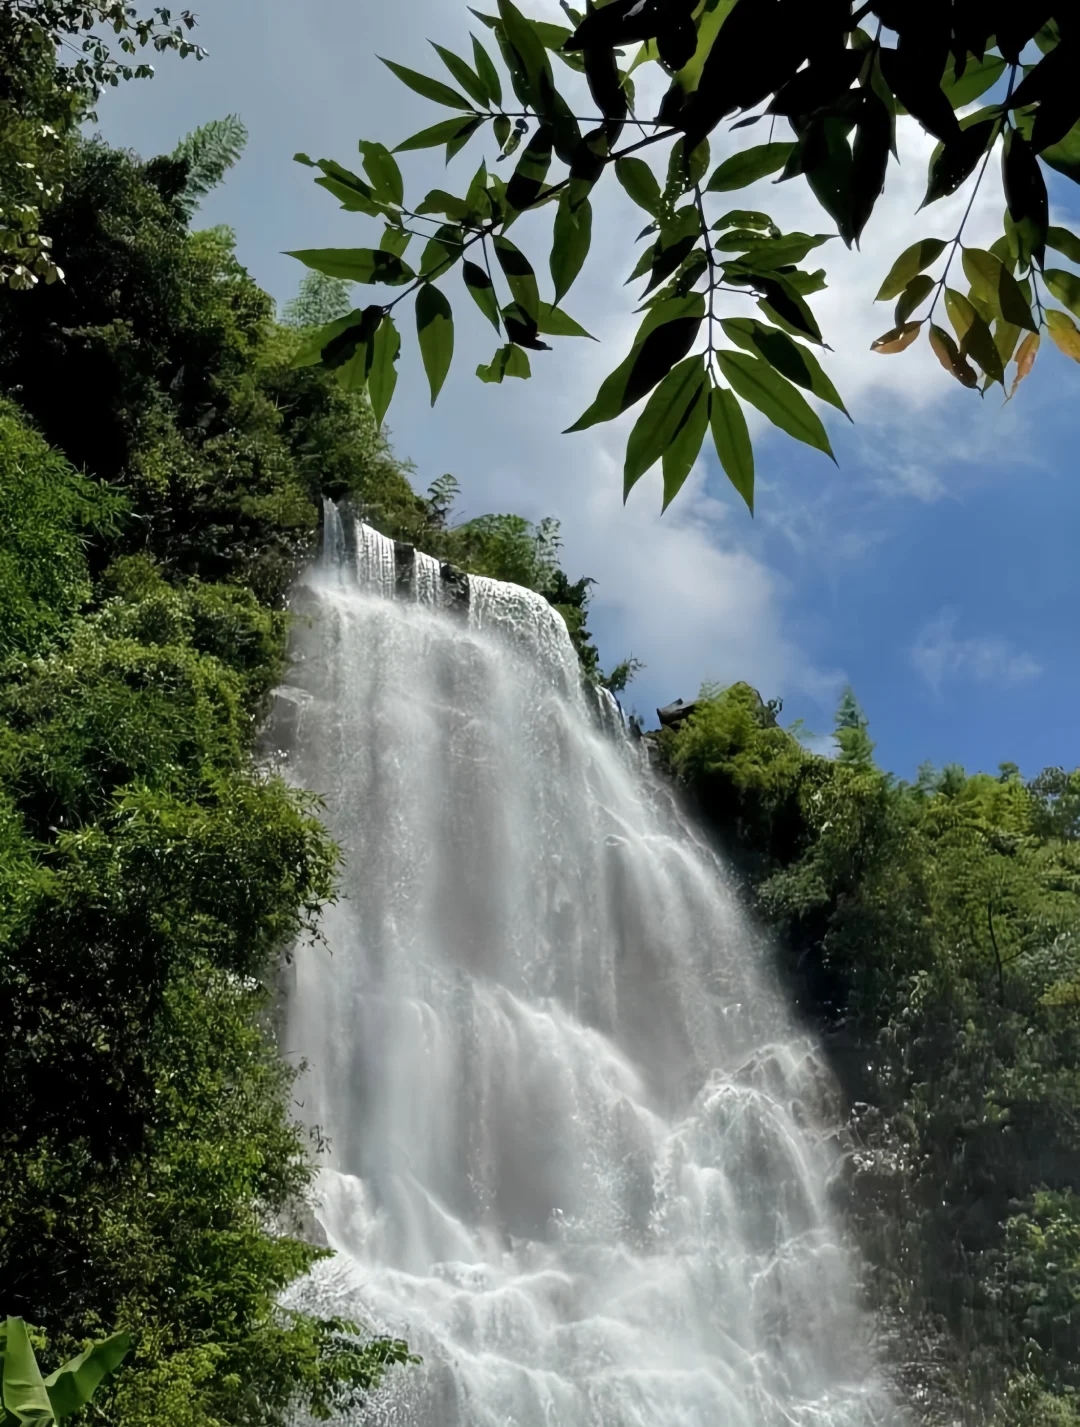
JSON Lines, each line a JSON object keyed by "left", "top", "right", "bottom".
{"left": 293, "top": 0, "right": 1079, "bottom": 515}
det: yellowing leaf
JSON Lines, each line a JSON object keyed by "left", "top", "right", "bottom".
{"left": 1046, "top": 309, "right": 1080, "bottom": 363}
{"left": 871, "top": 321, "right": 921, "bottom": 353}
{"left": 875, "top": 238, "right": 946, "bottom": 301}
{"left": 929, "top": 322, "right": 978, "bottom": 388}
{"left": 1007, "top": 331, "right": 1039, "bottom": 399}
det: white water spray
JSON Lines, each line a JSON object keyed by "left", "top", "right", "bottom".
{"left": 277, "top": 505, "right": 897, "bottom": 1427}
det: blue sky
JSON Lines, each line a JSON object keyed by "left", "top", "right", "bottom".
{"left": 97, "top": 1, "right": 1080, "bottom": 780}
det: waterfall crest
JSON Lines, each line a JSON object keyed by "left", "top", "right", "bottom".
{"left": 278, "top": 506, "right": 896, "bottom": 1427}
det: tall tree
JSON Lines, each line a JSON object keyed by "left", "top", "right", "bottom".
{"left": 292, "top": 2, "right": 1079, "bottom": 515}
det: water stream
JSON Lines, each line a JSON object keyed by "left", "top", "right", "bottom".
{"left": 276, "top": 505, "right": 897, "bottom": 1427}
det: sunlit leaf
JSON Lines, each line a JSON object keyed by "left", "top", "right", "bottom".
{"left": 709, "top": 384, "right": 754, "bottom": 512}
{"left": 894, "top": 273, "right": 935, "bottom": 324}
{"left": 944, "top": 287, "right": 1004, "bottom": 383}
{"left": 367, "top": 315, "right": 401, "bottom": 426}
{"left": 285, "top": 248, "right": 414, "bottom": 285}
{"left": 615, "top": 157, "right": 662, "bottom": 215}
{"left": 537, "top": 301, "right": 593, "bottom": 338}
{"left": 43, "top": 1330, "right": 133, "bottom": 1420}
{"left": 358, "top": 141, "right": 404, "bottom": 206}
{"left": 472, "top": 33, "right": 503, "bottom": 106}
{"left": 961, "top": 247, "right": 1037, "bottom": 330}
{"left": 662, "top": 378, "right": 710, "bottom": 510}
{"left": 3, "top": 1317, "right": 55, "bottom": 1425}
{"left": 416, "top": 284, "right": 454, "bottom": 403}
{"left": 929, "top": 321, "right": 978, "bottom": 387}
{"left": 875, "top": 238, "right": 946, "bottom": 301}
{"left": 430, "top": 41, "right": 491, "bottom": 107}
{"left": 715, "top": 350, "right": 835, "bottom": 461}
{"left": 1044, "top": 268, "right": 1080, "bottom": 319}
{"left": 493, "top": 234, "right": 540, "bottom": 320}
{"left": 1046, "top": 309, "right": 1080, "bottom": 362}
{"left": 476, "top": 342, "right": 531, "bottom": 382}
{"left": 1048, "top": 225, "right": 1080, "bottom": 264}
{"left": 395, "top": 116, "right": 484, "bottom": 153}
{"left": 871, "top": 320, "right": 921, "bottom": 353}
{"left": 1007, "top": 330, "right": 1039, "bottom": 399}
{"left": 706, "top": 143, "right": 795, "bottom": 192}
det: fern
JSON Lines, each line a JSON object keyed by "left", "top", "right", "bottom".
{"left": 171, "top": 115, "right": 248, "bottom": 220}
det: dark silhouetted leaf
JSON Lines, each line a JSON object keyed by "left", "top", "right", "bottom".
{"left": 498, "top": 0, "right": 556, "bottom": 114}
{"left": 494, "top": 234, "right": 540, "bottom": 319}
{"left": 380, "top": 57, "right": 476, "bottom": 110}
{"left": 416, "top": 284, "right": 455, "bottom": 403}
{"left": 567, "top": 294, "right": 705, "bottom": 431}
{"left": 709, "top": 385, "right": 754, "bottom": 512}
{"left": 720, "top": 317, "right": 848, "bottom": 414}
{"left": 923, "top": 118, "right": 997, "bottom": 206}
{"left": 551, "top": 191, "right": 592, "bottom": 302}
{"left": 706, "top": 143, "right": 795, "bottom": 192}
{"left": 875, "top": 237, "right": 946, "bottom": 300}
{"left": 715, "top": 349, "right": 835, "bottom": 460}
{"left": 880, "top": 45, "right": 962, "bottom": 144}
{"left": 506, "top": 125, "right": 553, "bottom": 210}
{"left": 852, "top": 89, "right": 892, "bottom": 242}
{"left": 663, "top": 378, "right": 710, "bottom": 509}
{"left": 1002, "top": 129, "right": 1048, "bottom": 267}
{"left": 895, "top": 273, "right": 935, "bottom": 324}
{"left": 463, "top": 259, "right": 501, "bottom": 330}
{"left": 623, "top": 354, "right": 705, "bottom": 498}
{"left": 501, "top": 302, "right": 551, "bottom": 349}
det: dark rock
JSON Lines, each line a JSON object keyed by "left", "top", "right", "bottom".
{"left": 657, "top": 698, "right": 699, "bottom": 728}
{"left": 440, "top": 561, "right": 470, "bottom": 615}
{"left": 394, "top": 540, "right": 416, "bottom": 595}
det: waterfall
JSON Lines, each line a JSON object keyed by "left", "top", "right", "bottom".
{"left": 276, "top": 505, "right": 897, "bottom": 1427}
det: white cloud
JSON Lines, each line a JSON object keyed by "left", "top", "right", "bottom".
{"left": 911, "top": 610, "right": 1042, "bottom": 692}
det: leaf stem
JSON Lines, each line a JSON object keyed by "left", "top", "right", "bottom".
{"left": 694, "top": 182, "right": 717, "bottom": 361}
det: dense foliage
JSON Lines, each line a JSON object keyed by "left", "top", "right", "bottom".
{"left": 0, "top": 110, "right": 621, "bottom": 1426}
{"left": 660, "top": 684, "right": 1080, "bottom": 1424}
{"left": 292, "top": 1, "right": 1079, "bottom": 515}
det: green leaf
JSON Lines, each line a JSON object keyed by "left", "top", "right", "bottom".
{"left": 942, "top": 53, "right": 1007, "bottom": 108}
{"left": 358, "top": 141, "right": 404, "bottom": 206}
{"left": 665, "top": 138, "right": 711, "bottom": 201}
{"left": 662, "top": 378, "right": 710, "bottom": 510}
{"left": 416, "top": 284, "right": 455, "bottom": 404}
{"left": 395, "top": 116, "right": 484, "bottom": 153}
{"left": 497, "top": 0, "right": 555, "bottom": 113}
{"left": 715, "top": 350, "right": 835, "bottom": 460}
{"left": 720, "top": 318, "right": 849, "bottom": 416}
{"left": 463, "top": 259, "right": 501, "bottom": 330}
{"left": 493, "top": 234, "right": 540, "bottom": 320}
{"left": 895, "top": 273, "right": 935, "bottom": 324}
{"left": 431, "top": 41, "right": 491, "bottom": 107}
{"left": 537, "top": 301, "right": 593, "bottom": 338}
{"left": 43, "top": 1332, "right": 132, "bottom": 1420}
{"left": 380, "top": 226, "right": 411, "bottom": 257}
{"left": 1045, "top": 268, "right": 1080, "bottom": 319}
{"left": 379, "top": 57, "right": 476, "bottom": 111}
{"left": 706, "top": 143, "right": 795, "bottom": 192}
{"left": 961, "top": 247, "right": 1037, "bottom": 330}
{"left": 1040, "top": 121, "right": 1080, "bottom": 183}
{"left": 713, "top": 209, "right": 778, "bottom": 234}
{"left": 447, "top": 116, "right": 484, "bottom": 162}
{"left": 567, "top": 294, "right": 705, "bottom": 432}
{"left": 506, "top": 125, "right": 553, "bottom": 211}
{"left": 615, "top": 157, "right": 662, "bottom": 215}
{"left": 472, "top": 34, "right": 503, "bottom": 106}
{"left": 290, "top": 308, "right": 367, "bottom": 368}
{"left": 623, "top": 355, "right": 705, "bottom": 498}
{"left": 476, "top": 342, "right": 532, "bottom": 382}
{"left": 306, "top": 159, "right": 389, "bottom": 216}
{"left": 1046, "top": 308, "right": 1080, "bottom": 363}
{"left": 415, "top": 189, "right": 471, "bottom": 220}
{"left": 285, "top": 248, "right": 414, "bottom": 285}
{"left": 367, "top": 315, "right": 401, "bottom": 426}
{"left": 420, "top": 224, "right": 464, "bottom": 280}
{"left": 1048, "top": 225, "right": 1080, "bottom": 264}
{"left": 709, "top": 385, "right": 754, "bottom": 512}
{"left": 551, "top": 191, "right": 592, "bottom": 302}
{"left": 944, "top": 287, "right": 1004, "bottom": 383}
{"left": 3, "top": 1317, "right": 54, "bottom": 1426}
{"left": 875, "top": 237, "right": 946, "bottom": 301}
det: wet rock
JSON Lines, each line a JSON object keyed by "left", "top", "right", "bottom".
{"left": 657, "top": 698, "right": 698, "bottom": 728}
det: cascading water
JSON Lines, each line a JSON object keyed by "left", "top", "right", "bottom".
{"left": 275, "top": 503, "right": 898, "bottom": 1427}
